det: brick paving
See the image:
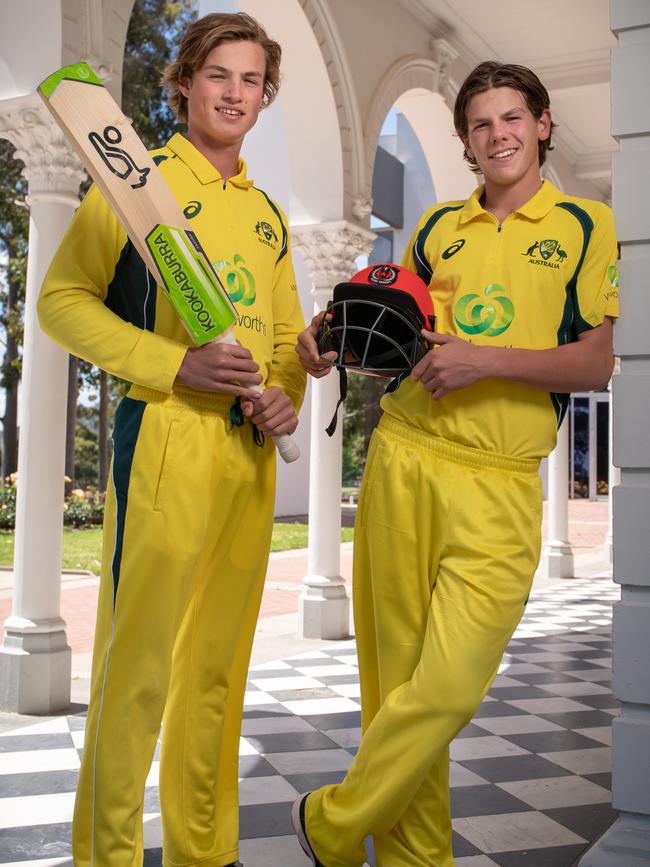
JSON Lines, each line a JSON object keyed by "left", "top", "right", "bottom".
{"left": 1, "top": 500, "right": 609, "bottom": 656}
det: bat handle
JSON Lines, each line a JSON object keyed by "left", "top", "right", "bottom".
{"left": 257, "top": 404, "right": 300, "bottom": 464}
{"left": 218, "top": 332, "right": 300, "bottom": 464}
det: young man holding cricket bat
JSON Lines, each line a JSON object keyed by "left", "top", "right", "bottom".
{"left": 293, "top": 62, "right": 618, "bottom": 866}
{"left": 38, "top": 13, "right": 305, "bottom": 867}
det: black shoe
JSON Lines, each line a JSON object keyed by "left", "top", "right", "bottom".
{"left": 291, "top": 793, "right": 325, "bottom": 866}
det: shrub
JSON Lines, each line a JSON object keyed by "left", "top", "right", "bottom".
{"left": 0, "top": 476, "right": 105, "bottom": 530}
{"left": 0, "top": 474, "right": 17, "bottom": 530}
{"left": 63, "top": 486, "right": 105, "bottom": 528}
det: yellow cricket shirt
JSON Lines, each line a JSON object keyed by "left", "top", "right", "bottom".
{"left": 382, "top": 180, "right": 619, "bottom": 460}
{"left": 38, "top": 132, "right": 306, "bottom": 411}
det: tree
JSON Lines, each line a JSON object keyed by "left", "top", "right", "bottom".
{"left": 65, "top": 356, "right": 79, "bottom": 496}
{"left": 98, "top": 370, "right": 110, "bottom": 491}
{"left": 74, "top": 360, "right": 127, "bottom": 492}
{"left": 0, "top": 0, "right": 198, "bottom": 490}
{"left": 342, "top": 374, "right": 385, "bottom": 486}
{"left": 74, "top": 406, "right": 100, "bottom": 489}
{"left": 122, "top": 0, "right": 197, "bottom": 150}
{"left": 0, "top": 140, "right": 28, "bottom": 479}
{"left": 64, "top": 0, "right": 197, "bottom": 491}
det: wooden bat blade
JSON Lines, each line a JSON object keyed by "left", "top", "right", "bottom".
{"left": 39, "top": 65, "right": 180, "bottom": 277}
{"left": 40, "top": 70, "right": 237, "bottom": 342}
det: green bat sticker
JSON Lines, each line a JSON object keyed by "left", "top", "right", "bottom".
{"left": 146, "top": 225, "right": 237, "bottom": 345}
{"left": 39, "top": 63, "right": 103, "bottom": 99}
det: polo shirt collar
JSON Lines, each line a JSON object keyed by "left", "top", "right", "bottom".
{"left": 459, "top": 179, "right": 563, "bottom": 225}
{"left": 516, "top": 180, "right": 562, "bottom": 220}
{"left": 459, "top": 186, "right": 488, "bottom": 225}
{"left": 167, "top": 133, "right": 253, "bottom": 189}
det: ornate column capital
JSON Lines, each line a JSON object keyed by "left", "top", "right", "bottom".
{"left": 0, "top": 93, "right": 84, "bottom": 205}
{"left": 430, "top": 37, "right": 459, "bottom": 100}
{"left": 351, "top": 195, "right": 373, "bottom": 223}
{"left": 291, "top": 220, "right": 376, "bottom": 296}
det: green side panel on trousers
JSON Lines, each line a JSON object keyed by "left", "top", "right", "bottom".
{"left": 110, "top": 398, "right": 146, "bottom": 604}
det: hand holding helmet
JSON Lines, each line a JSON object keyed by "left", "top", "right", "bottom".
{"left": 296, "top": 264, "right": 436, "bottom": 435}
{"left": 316, "top": 264, "right": 435, "bottom": 377}
{"left": 295, "top": 310, "right": 338, "bottom": 378}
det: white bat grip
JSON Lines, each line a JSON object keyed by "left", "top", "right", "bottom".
{"left": 218, "top": 331, "right": 300, "bottom": 464}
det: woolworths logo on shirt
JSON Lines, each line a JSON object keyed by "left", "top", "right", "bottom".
{"left": 606, "top": 264, "right": 619, "bottom": 302}
{"left": 213, "top": 255, "right": 268, "bottom": 336}
{"left": 454, "top": 284, "right": 514, "bottom": 336}
{"left": 214, "top": 254, "right": 256, "bottom": 306}
{"left": 608, "top": 264, "right": 619, "bottom": 290}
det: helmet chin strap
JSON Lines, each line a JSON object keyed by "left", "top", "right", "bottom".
{"left": 325, "top": 368, "right": 348, "bottom": 437}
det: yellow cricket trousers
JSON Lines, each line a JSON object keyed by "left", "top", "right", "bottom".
{"left": 72, "top": 385, "right": 276, "bottom": 867}
{"left": 306, "top": 416, "right": 542, "bottom": 867}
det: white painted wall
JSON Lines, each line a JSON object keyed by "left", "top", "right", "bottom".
{"left": 199, "top": 0, "right": 345, "bottom": 516}
{"left": 0, "top": 1, "right": 62, "bottom": 99}
{"left": 392, "top": 112, "right": 437, "bottom": 264}
{"left": 396, "top": 89, "right": 477, "bottom": 205}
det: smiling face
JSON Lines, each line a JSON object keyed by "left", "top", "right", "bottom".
{"left": 180, "top": 39, "right": 267, "bottom": 154}
{"left": 462, "top": 86, "right": 551, "bottom": 194}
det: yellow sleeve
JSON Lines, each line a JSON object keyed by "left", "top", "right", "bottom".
{"left": 38, "top": 184, "right": 187, "bottom": 392}
{"left": 265, "top": 225, "right": 307, "bottom": 414}
{"left": 575, "top": 203, "right": 620, "bottom": 331}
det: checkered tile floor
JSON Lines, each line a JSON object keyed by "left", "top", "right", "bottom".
{"left": 0, "top": 575, "right": 619, "bottom": 867}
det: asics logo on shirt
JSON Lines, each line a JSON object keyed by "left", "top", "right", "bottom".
{"left": 183, "top": 200, "right": 202, "bottom": 219}
{"left": 441, "top": 239, "right": 466, "bottom": 260}
{"left": 454, "top": 284, "right": 514, "bottom": 336}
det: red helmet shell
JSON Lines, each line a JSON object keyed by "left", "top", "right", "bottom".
{"left": 350, "top": 264, "right": 434, "bottom": 321}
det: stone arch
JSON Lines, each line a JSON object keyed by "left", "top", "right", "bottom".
{"left": 0, "top": 1, "right": 136, "bottom": 104}
{"left": 60, "top": 0, "right": 136, "bottom": 102}
{"left": 0, "top": 3, "right": 64, "bottom": 99}
{"left": 297, "top": 0, "right": 366, "bottom": 221}
{"left": 365, "top": 55, "right": 441, "bottom": 193}
{"left": 239, "top": 0, "right": 349, "bottom": 224}
{"left": 364, "top": 52, "right": 475, "bottom": 211}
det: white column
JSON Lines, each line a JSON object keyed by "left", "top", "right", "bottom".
{"left": 603, "top": 376, "right": 618, "bottom": 563}
{"left": 579, "top": 3, "right": 650, "bottom": 863}
{"left": 539, "top": 418, "right": 574, "bottom": 579}
{"left": 292, "top": 221, "right": 375, "bottom": 639}
{"left": 0, "top": 95, "right": 84, "bottom": 713}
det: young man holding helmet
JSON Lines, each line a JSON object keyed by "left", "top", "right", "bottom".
{"left": 293, "top": 61, "right": 618, "bottom": 867}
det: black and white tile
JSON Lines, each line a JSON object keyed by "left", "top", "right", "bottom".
{"left": 0, "top": 576, "right": 619, "bottom": 867}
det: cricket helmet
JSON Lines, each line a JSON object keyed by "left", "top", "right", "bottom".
{"left": 318, "top": 264, "right": 435, "bottom": 376}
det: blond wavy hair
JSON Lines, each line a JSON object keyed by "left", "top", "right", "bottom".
{"left": 161, "top": 12, "right": 281, "bottom": 122}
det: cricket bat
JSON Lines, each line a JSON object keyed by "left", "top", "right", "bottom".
{"left": 38, "top": 62, "right": 299, "bottom": 463}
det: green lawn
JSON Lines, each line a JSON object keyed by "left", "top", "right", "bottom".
{"left": 0, "top": 523, "right": 354, "bottom": 572}
{"left": 271, "top": 523, "right": 354, "bottom": 552}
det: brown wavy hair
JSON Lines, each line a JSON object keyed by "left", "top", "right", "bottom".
{"left": 454, "top": 62, "right": 557, "bottom": 174}
{"left": 161, "top": 12, "right": 281, "bottom": 122}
